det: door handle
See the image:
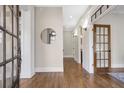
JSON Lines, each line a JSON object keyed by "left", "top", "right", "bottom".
{"left": 108, "top": 50, "right": 111, "bottom": 52}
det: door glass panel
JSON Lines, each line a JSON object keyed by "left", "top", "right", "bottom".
{"left": 96, "top": 44, "right": 99, "bottom": 51}
{"left": 105, "top": 36, "right": 108, "bottom": 43}
{"left": 0, "top": 30, "right": 3, "bottom": 63}
{"left": 0, "top": 6, "right": 3, "bottom": 27}
{"left": 101, "top": 27, "right": 104, "bottom": 34}
{"left": 97, "top": 60, "right": 100, "bottom": 68}
{"left": 6, "top": 33, "right": 12, "bottom": 59}
{"left": 96, "top": 27, "right": 100, "bottom": 34}
{"left": 105, "top": 60, "right": 108, "bottom": 67}
{"left": 13, "top": 6, "right": 17, "bottom": 17}
{"left": 96, "top": 52, "right": 100, "bottom": 59}
{"left": 101, "top": 60, "right": 104, "bottom": 68}
{"left": 6, "top": 62, "right": 12, "bottom": 87}
{"left": 0, "top": 67, "right": 3, "bottom": 88}
{"left": 101, "top": 36, "right": 104, "bottom": 42}
{"left": 14, "top": 38, "right": 17, "bottom": 57}
{"left": 96, "top": 35, "right": 99, "bottom": 42}
{"left": 101, "top": 44, "right": 104, "bottom": 51}
{"left": 13, "top": 16, "right": 17, "bottom": 35}
{"left": 14, "top": 59, "right": 17, "bottom": 81}
{"left": 105, "top": 28, "right": 108, "bottom": 35}
{"left": 105, "top": 52, "right": 108, "bottom": 59}
{"left": 101, "top": 52, "right": 104, "bottom": 59}
{"left": 105, "top": 44, "right": 108, "bottom": 51}
{"left": 6, "top": 6, "right": 12, "bottom": 33}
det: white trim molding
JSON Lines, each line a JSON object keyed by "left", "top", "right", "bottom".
{"left": 20, "top": 72, "right": 35, "bottom": 79}
{"left": 35, "top": 67, "right": 64, "bottom": 72}
{"left": 111, "top": 64, "right": 124, "bottom": 68}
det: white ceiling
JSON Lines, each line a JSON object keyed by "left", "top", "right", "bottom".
{"left": 111, "top": 5, "right": 124, "bottom": 14}
{"left": 33, "top": 5, "right": 89, "bottom": 31}
{"left": 63, "top": 5, "right": 89, "bottom": 31}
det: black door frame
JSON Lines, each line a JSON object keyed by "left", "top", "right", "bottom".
{"left": 0, "top": 5, "right": 21, "bottom": 88}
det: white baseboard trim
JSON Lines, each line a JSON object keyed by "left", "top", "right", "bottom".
{"left": 111, "top": 64, "right": 124, "bottom": 68}
{"left": 35, "top": 67, "right": 64, "bottom": 72}
{"left": 83, "top": 67, "right": 90, "bottom": 73}
{"left": 20, "top": 72, "right": 35, "bottom": 79}
{"left": 74, "top": 57, "right": 78, "bottom": 62}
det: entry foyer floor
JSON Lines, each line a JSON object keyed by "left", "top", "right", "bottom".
{"left": 20, "top": 58, "right": 124, "bottom": 88}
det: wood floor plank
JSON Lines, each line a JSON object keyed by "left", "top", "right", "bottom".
{"left": 20, "top": 58, "right": 124, "bottom": 88}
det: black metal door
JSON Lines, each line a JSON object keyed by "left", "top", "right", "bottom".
{"left": 0, "top": 5, "right": 21, "bottom": 88}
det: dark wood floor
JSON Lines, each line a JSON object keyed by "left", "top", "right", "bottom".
{"left": 20, "top": 58, "right": 124, "bottom": 88}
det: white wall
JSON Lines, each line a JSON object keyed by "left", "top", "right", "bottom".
{"left": 73, "top": 36, "right": 79, "bottom": 62}
{"left": 20, "top": 6, "right": 35, "bottom": 78}
{"left": 35, "top": 7, "right": 63, "bottom": 72}
{"left": 73, "top": 28, "right": 81, "bottom": 64}
{"left": 95, "top": 13, "right": 124, "bottom": 68}
{"left": 76, "top": 10, "right": 94, "bottom": 73}
{"left": 63, "top": 31, "right": 73, "bottom": 58}
{"left": 81, "top": 28, "right": 93, "bottom": 73}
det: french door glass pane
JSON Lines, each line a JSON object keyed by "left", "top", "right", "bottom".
{"left": 105, "top": 60, "right": 108, "bottom": 67}
{"left": 0, "top": 67, "right": 3, "bottom": 88}
{"left": 95, "top": 25, "right": 110, "bottom": 72}
{"left": 96, "top": 44, "right": 99, "bottom": 51}
{"left": 96, "top": 35, "right": 99, "bottom": 42}
{"left": 6, "top": 62, "right": 12, "bottom": 87}
{"left": 105, "top": 28, "right": 108, "bottom": 34}
{"left": 101, "top": 60, "right": 104, "bottom": 68}
{"left": 105, "top": 36, "right": 108, "bottom": 43}
{"left": 6, "top": 33, "right": 12, "bottom": 59}
{"left": 13, "top": 16, "right": 17, "bottom": 35}
{"left": 101, "top": 36, "right": 104, "bottom": 42}
{"left": 101, "top": 52, "right": 104, "bottom": 59}
{"left": 14, "top": 38, "right": 17, "bottom": 56}
{"left": 13, "top": 6, "right": 17, "bottom": 17}
{"left": 101, "top": 27, "right": 104, "bottom": 34}
{"left": 105, "top": 52, "right": 108, "bottom": 59}
{"left": 14, "top": 59, "right": 17, "bottom": 80}
{"left": 101, "top": 44, "right": 104, "bottom": 51}
{"left": 0, "top": 30, "right": 3, "bottom": 63}
{"left": 96, "top": 27, "right": 99, "bottom": 34}
{"left": 97, "top": 60, "right": 100, "bottom": 68}
{"left": 105, "top": 44, "right": 108, "bottom": 51}
{"left": 6, "top": 6, "right": 12, "bottom": 32}
{"left": 0, "top": 6, "right": 3, "bottom": 27}
{"left": 96, "top": 52, "right": 100, "bottom": 59}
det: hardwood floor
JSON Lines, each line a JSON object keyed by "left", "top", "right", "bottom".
{"left": 20, "top": 58, "right": 124, "bottom": 88}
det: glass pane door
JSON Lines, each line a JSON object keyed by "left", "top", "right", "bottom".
{"left": 94, "top": 24, "right": 111, "bottom": 73}
{"left": 0, "top": 5, "right": 21, "bottom": 88}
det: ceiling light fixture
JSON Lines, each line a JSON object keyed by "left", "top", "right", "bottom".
{"left": 69, "top": 16, "right": 73, "bottom": 19}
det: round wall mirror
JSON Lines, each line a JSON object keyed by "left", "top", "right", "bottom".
{"left": 40, "top": 28, "right": 56, "bottom": 44}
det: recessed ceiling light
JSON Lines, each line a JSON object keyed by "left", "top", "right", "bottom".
{"left": 69, "top": 16, "right": 73, "bottom": 19}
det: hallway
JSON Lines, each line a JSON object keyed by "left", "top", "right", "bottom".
{"left": 20, "top": 58, "right": 124, "bottom": 88}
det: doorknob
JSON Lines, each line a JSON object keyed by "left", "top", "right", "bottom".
{"left": 108, "top": 50, "right": 111, "bottom": 52}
